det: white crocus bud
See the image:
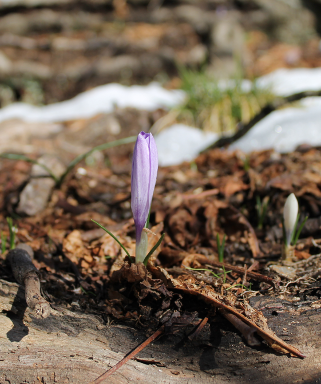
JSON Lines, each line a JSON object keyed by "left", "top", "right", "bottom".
{"left": 283, "top": 193, "right": 298, "bottom": 247}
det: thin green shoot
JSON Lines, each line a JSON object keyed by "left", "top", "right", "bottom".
{"left": 145, "top": 209, "right": 151, "bottom": 229}
{"left": 177, "top": 65, "right": 274, "bottom": 134}
{"left": 58, "top": 136, "right": 136, "bottom": 186}
{"left": 1, "top": 231, "right": 7, "bottom": 254}
{"left": 256, "top": 196, "right": 269, "bottom": 230}
{"left": 80, "top": 286, "right": 96, "bottom": 297}
{"left": 6, "top": 217, "right": 16, "bottom": 250}
{"left": 190, "top": 161, "right": 198, "bottom": 172}
{"left": 292, "top": 215, "right": 308, "bottom": 246}
{"left": 185, "top": 266, "right": 231, "bottom": 282}
{"left": 1, "top": 136, "right": 137, "bottom": 188}
{"left": 185, "top": 267, "right": 221, "bottom": 279}
{"left": 143, "top": 233, "right": 165, "bottom": 266}
{"left": 221, "top": 265, "right": 231, "bottom": 284}
{"left": 91, "top": 219, "right": 133, "bottom": 263}
{"left": 216, "top": 234, "right": 226, "bottom": 263}
{"left": 0, "top": 153, "right": 59, "bottom": 184}
{"left": 226, "top": 283, "right": 248, "bottom": 291}
{"left": 282, "top": 213, "right": 308, "bottom": 247}
{"left": 282, "top": 216, "right": 287, "bottom": 246}
{"left": 242, "top": 156, "right": 250, "bottom": 172}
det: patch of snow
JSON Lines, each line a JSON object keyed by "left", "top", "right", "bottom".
{"left": 0, "top": 82, "right": 185, "bottom": 124}
{"left": 229, "top": 103, "right": 321, "bottom": 153}
{"left": 1, "top": 68, "right": 321, "bottom": 164}
{"left": 257, "top": 67, "right": 321, "bottom": 96}
{"left": 161, "top": 68, "right": 321, "bottom": 159}
{"left": 155, "top": 125, "right": 218, "bottom": 166}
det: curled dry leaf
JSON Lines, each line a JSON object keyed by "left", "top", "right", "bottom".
{"left": 168, "top": 273, "right": 304, "bottom": 358}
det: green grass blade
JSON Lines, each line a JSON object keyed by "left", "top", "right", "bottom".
{"left": 290, "top": 213, "right": 300, "bottom": 245}
{"left": 91, "top": 219, "right": 133, "bottom": 263}
{"left": 1, "top": 231, "right": 7, "bottom": 254}
{"left": 6, "top": 217, "right": 16, "bottom": 250}
{"left": 293, "top": 216, "right": 308, "bottom": 246}
{"left": 143, "top": 233, "right": 165, "bottom": 266}
{"left": 281, "top": 217, "right": 287, "bottom": 246}
{"left": 185, "top": 267, "right": 220, "bottom": 278}
{"left": 58, "top": 136, "right": 137, "bottom": 186}
{"left": 145, "top": 209, "right": 151, "bottom": 229}
{"left": 0, "top": 153, "right": 59, "bottom": 184}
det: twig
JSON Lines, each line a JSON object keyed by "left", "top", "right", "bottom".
{"left": 6, "top": 244, "right": 51, "bottom": 318}
{"left": 242, "top": 264, "right": 248, "bottom": 288}
{"left": 219, "top": 309, "right": 261, "bottom": 346}
{"left": 188, "top": 317, "right": 208, "bottom": 341}
{"left": 173, "top": 285, "right": 304, "bottom": 358}
{"left": 89, "top": 325, "right": 165, "bottom": 384}
{"left": 203, "top": 89, "right": 321, "bottom": 151}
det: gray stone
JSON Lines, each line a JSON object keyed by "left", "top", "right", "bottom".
{"left": 17, "top": 155, "right": 66, "bottom": 216}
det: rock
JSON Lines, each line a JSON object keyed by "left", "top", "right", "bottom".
{"left": 253, "top": 0, "right": 317, "bottom": 44}
{"left": 269, "top": 265, "right": 297, "bottom": 280}
{"left": 13, "top": 61, "right": 52, "bottom": 80}
{"left": 209, "top": 12, "right": 246, "bottom": 77}
{"left": 175, "top": 5, "right": 211, "bottom": 35}
{"left": 185, "top": 44, "right": 207, "bottom": 66}
{"left": 210, "top": 12, "right": 244, "bottom": 56}
{"left": 0, "top": 120, "right": 63, "bottom": 154}
{"left": 0, "top": 51, "right": 11, "bottom": 74}
{"left": 0, "top": 0, "right": 72, "bottom": 9}
{"left": 17, "top": 155, "right": 66, "bottom": 216}
{"left": 95, "top": 55, "right": 142, "bottom": 77}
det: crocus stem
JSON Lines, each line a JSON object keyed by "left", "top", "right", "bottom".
{"left": 135, "top": 230, "right": 148, "bottom": 263}
{"left": 283, "top": 244, "right": 294, "bottom": 262}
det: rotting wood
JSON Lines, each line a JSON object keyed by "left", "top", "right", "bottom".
{"left": 0, "top": 292, "right": 320, "bottom": 384}
{"left": 170, "top": 275, "right": 304, "bottom": 358}
{"left": 6, "top": 244, "right": 51, "bottom": 319}
{"left": 89, "top": 325, "right": 165, "bottom": 384}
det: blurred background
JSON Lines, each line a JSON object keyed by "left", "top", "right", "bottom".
{"left": 0, "top": 0, "right": 320, "bottom": 106}
{"left": 1, "top": 0, "right": 321, "bottom": 165}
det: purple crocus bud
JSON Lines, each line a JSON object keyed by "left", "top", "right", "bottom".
{"left": 131, "top": 131, "right": 158, "bottom": 262}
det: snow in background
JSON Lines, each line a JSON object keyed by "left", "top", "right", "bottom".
{"left": 1, "top": 68, "right": 321, "bottom": 165}
{"left": 257, "top": 67, "right": 321, "bottom": 96}
{"left": 160, "top": 68, "right": 321, "bottom": 163}
{"left": 155, "top": 125, "right": 218, "bottom": 166}
{"left": 0, "top": 82, "right": 185, "bottom": 124}
{"left": 228, "top": 68, "right": 321, "bottom": 153}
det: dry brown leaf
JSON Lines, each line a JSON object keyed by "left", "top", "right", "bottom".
{"left": 62, "top": 230, "right": 91, "bottom": 264}
{"left": 168, "top": 273, "right": 304, "bottom": 358}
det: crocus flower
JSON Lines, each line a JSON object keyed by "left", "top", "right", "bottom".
{"left": 131, "top": 131, "right": 158, "bottom": 263}
{"left": 283, "top": 193, "right": 298, "bottom": 247}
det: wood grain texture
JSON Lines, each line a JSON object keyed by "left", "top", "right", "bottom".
{"left": 0, "top": 279, "right": 321, "bottom": 384}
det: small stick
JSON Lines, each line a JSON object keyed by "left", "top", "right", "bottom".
{"left": 219, "top": 309, "right": 261, "bottom": 347}
{"left": 89, "top": 325, "right": 165, "bottom": 384}
{"left": 188, "top": 317, "right": 208, "bottom": 341}
{"left": 242, "top": 264, "right": 248, "bottom": 289}
{"left": 7, "top": 244, "right": 51, "bottom": 318}
{"left": 174, "top": 286, "right": 305, "bottom": 358}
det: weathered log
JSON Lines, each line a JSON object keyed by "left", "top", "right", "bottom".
{"left": 0, "top": 278, "right": 320, "bottom": 384}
